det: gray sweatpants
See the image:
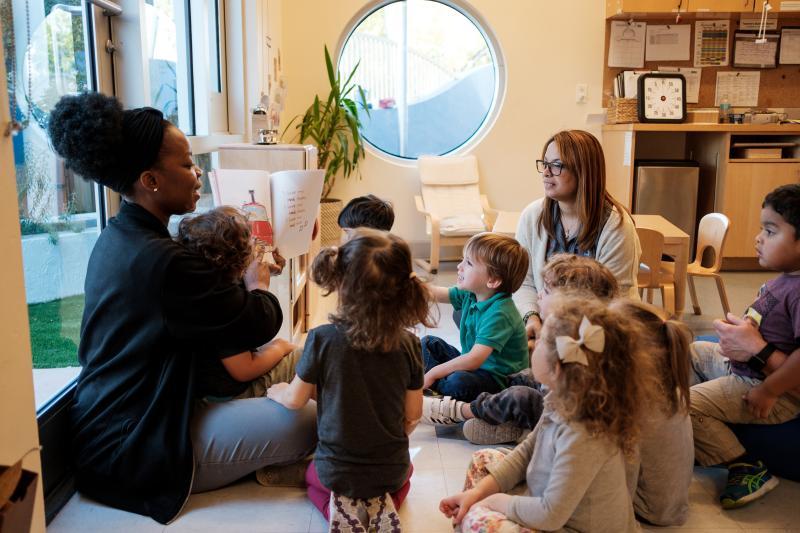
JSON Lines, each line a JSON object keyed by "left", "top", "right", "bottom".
{"left": 190, "top": 348, "right": 317, "bottom": 492}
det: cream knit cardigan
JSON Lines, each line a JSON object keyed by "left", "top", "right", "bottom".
{"left": 512, "top": 198, "right": 641, "bottom": 317}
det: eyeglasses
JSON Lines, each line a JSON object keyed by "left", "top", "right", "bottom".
{"left": 536, "top": 160, "right": 565, "bottom": 176}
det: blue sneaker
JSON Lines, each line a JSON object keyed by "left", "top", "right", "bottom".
{"left": 720, "top": 461, "right": 779, "bottom": 509}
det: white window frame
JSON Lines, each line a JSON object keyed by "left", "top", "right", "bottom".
{"left": 337, "top": 0, "right": 507, "bottom": 163}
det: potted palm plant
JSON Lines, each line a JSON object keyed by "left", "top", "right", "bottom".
{"left": 284, "top": 45, "right": 369, "bottom": 245}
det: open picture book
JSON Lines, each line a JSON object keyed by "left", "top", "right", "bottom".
{"left": 209, "top": 168, "right": 325, "bottom": 259}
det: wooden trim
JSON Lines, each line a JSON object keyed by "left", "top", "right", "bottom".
{"left": 721, "top": 257, "right": 766, "bottom": 270}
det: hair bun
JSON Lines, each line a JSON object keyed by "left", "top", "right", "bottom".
{"left": 48, "top": 92, "right": 126, "bottom": 189}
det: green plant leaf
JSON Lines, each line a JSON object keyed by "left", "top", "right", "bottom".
{"left": 282, "top": 46, "right": 368, "bottom": 199}
{"left": 324, "top": 45, "right": 336, "bottom": 90}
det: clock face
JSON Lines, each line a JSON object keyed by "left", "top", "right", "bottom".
{"left": 642, "top": 76, "right": 685, "bottom": 121}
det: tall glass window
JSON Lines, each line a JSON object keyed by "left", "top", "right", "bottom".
{"left": 143, "top": 0, "right": 194, "bottom": 134}
{"left": 1, "top": 0, "right": 100, "bottom": 408}
{"left": 339, "top": 0, "right": 501, "bottom": 159}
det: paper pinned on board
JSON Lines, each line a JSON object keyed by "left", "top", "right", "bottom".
{"left": 694, "top": 20, "right": 730, "bottom": 67}
{"left": 734, "top": 32, "right": 779, "bottom": 68}
{"left": 646, "top": 24, "right": 691, "bottom": 61}
{"left": 779, "top": 28, "right": 800, "bottom": 64}
{"left": 715, "top": 71, "right": 760, "bottom": 107}
{"left": 609, "top": 21, "right": 646, "bottom": 68}
{"left": 210, "top": 168, "right": 324, "bottom": 259}
{"left": 658, "top": 66, "right": 702, "bottom": 103}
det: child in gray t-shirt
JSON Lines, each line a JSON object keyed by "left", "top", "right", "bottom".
{"left": 268, "top": 228, "right": 433, "bottom": 528}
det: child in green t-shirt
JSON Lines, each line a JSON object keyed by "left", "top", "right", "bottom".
{"left": 423, "top": 232, "right": 530, "bottom": 401}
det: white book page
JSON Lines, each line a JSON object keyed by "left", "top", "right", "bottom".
{"left": 269, "top": 170, "right": 325, "bottom": 259}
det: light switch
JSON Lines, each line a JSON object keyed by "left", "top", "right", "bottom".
{"left": 575, "top": 83, "right": 588, "bottom": 104}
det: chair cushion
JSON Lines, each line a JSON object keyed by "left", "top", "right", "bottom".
{"left": 731, "top": 418, "right": 800, "bottom": 481}
{"left": 421, "top": 184, "right": 484, "bottom": 222}
{"left": 418, "top": 155, "right": 479, "bottom": 185}
{"left": 440, "top": 214, "right": 486, "bottom": 236}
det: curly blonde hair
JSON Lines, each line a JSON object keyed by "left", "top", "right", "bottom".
{"left": 311, "top": 228, "right": 437, "bottom": 352}
{"left": 177, "top": 206, "right": 254, "bottom": 283}
{"left": 538, "top": 294, "right": 655, "bottom": 456}
{"left": 541, "top": 253, "right": 618, "bottom": 300}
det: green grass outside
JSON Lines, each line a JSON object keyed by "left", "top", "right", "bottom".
{"left": 28, "top": 295, "right": 83, "bottom": 368}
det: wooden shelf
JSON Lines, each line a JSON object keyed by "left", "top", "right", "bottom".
{"left": 603, "top": 124, "right": 800, "bottom": 133}
{"left": 728, "top": 158, "right": 800, "bottom": 163}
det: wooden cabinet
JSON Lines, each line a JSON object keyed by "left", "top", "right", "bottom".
{"left": 602, "top": 124, "right": 800, "bottom": 268}
{"left": 718, "top": 162, "right": 800, "bottom": 257}
{"left": 689, "top": 0, "right": 755, "bottom": 12}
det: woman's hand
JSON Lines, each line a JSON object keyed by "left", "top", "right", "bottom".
{"left": 440, "top": 488, "right": 483, "bottom": 525}
{"left": 525, "top": 315, "right": 542, "bottom": 340}
{"left": 244, "top": 253, "right": 271, "bottom": 291}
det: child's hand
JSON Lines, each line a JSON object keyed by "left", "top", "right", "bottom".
{"left": 244, "top": 254, "right": 271, "bottom": 291}
{"left": 440, "top": 489, "right": 482, "bottom": 525}
{"left": 264, "top": 338, "right": 297, "bottom": 356}
{"left": 269, "top": 248, "right": 287, "bottom": 276}
{"left": 423, "top": 370, "right": 437, "bottom": 391}
{"left": 714, "top": 313, "right": 768, "bottom": 362}
{"left": 267, "top": 382, "right": 289, "bottom": 402}
{"left": 478, "top": 493, "right": 512, "bottom": 516}
{"left": 743, "top": 384, "right": 778, "bottom": 419}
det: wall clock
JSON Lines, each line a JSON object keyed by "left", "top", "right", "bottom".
{"left": 637, "top": 73, "right": 687, "bottom": 123}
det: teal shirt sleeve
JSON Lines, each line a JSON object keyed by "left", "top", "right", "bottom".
{"left": 448, "top": 287, "right": 469, "bottom": 311}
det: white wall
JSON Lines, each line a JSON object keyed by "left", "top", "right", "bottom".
{"left": 280, "top": 0, "right": 606, "bottom": 248}
{"left": 0, "top": 25, "right": 46, "bottom": 533}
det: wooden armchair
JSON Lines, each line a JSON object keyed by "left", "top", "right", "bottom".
{"left": 414, "top": 155, "right": 496, "bottom": 274}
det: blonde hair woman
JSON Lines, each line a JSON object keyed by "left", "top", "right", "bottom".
{"left": 514, "top": 129, "right": 641, "bottom": 341}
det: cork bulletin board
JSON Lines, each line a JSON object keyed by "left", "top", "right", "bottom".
{"left": 602, "top": 15, "right": 800, "bottom": 108}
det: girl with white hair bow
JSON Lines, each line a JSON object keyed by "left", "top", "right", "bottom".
{"left": 440, "top": 295, "right": 654, "bottom": 533}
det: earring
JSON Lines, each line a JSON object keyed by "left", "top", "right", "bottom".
{"left": 152, "top": 187, "right": 159, "bottom": 192}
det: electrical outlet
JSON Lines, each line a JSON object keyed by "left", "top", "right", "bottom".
{"left": 576, "top": 83, "right": 588, "bottom": 104}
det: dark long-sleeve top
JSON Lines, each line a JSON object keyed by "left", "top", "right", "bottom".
{"left": 70, "top": 201, "right": 282, "bottom": 524}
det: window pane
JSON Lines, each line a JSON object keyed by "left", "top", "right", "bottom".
{"left": 208, "top": 0, "right": 221, "bottom": 93}
{"left": 144, "top": 0, "right": 194, "bottom": 134}
{"left": 339, "top": 0, "right": 497, "bottom": 159}
{"left": 1, "top": 0, "right": 99, "bottom": 408}
{"left": 166, "top": 151, "right": 217, "bottom": 234}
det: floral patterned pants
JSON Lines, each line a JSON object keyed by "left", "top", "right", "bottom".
{"left": 328, "top": 492, "right": 402, "bottom": 533}
{"left": 460, "top": 449, "right": 534, "bottom": 533}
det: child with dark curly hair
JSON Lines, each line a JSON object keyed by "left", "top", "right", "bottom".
{"left": 268, "top": 228, "right": 435, "bottom": 529}
{"left": 177, "top": 206, "right": 299, "bottom": 400}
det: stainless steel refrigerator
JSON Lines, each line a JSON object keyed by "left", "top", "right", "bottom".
{"left": 633, "top": 160, "right": 700, "bottom": 254}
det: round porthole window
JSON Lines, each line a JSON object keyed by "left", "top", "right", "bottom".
{"left": 339, "top": 0, "right": 503, "bottom": 160}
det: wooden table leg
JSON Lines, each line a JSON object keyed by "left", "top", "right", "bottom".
{"left": 672, "top": 238, "right": 690, "bottom": 316}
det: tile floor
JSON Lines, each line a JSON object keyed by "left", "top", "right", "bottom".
{"left": 49, "top": 265, "right": 800, "bottom": 532}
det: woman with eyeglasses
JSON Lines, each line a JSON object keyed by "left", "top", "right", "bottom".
{"left": 514, "top": 130, "right": 641, "bottom": 342}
